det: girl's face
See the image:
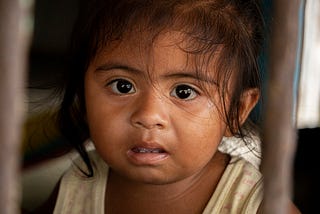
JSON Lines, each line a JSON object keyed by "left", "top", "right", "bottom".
{"left": 84, "top": 32, "right": 231, "bottom": 184}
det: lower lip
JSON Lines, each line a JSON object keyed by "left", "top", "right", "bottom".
{"left": 126, "top": 150, "right": 169, "bottom": 165}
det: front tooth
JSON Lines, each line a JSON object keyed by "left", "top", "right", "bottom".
{"left": 140, "top": 148, "right": 152, "bottom": 153}
{"left": 137, "top": 148, "right": 161, "bottom": 153}
{"left": 139, "top": 148, "right": 149, "bottom": 153}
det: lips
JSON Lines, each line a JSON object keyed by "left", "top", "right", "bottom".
{"left": 127, "top": 144, "right": 169, "bottom": 165}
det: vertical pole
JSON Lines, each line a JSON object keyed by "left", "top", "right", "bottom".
{"left": 0, "top": 0, "right": 33, "bottom": 213}
{"left": 261, "top": 0, "right": 302, "bottom": 213}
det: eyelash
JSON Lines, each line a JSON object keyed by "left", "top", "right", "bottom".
{"left": 106, "top": 78, "right": 200, "bottom": 101}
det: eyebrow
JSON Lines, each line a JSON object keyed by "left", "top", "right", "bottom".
{"left": 95, "top": 62, "right": 143, "bottom": 75}
{"left": 95, "top": 62, "right": 219, "bottom": 86}
{"left": 164, "top": 72, "right": 219, "bottom": 86}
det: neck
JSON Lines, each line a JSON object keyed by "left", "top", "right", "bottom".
{"left": 106, "top": 152, "right": 230, "bottom": 214}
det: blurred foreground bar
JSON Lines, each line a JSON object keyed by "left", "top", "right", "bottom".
{"left": 261, "top": 0, "right": 302, "bottom": 213}
{"left": 0, "top": 0, "right": 33, "bottom": 213}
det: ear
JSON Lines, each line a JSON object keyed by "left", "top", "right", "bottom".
{"left": 238, "top": 88, "right": 260, "bottom": 126}
{"left": 223, "top": 88, "right": 260, "bottom": 137}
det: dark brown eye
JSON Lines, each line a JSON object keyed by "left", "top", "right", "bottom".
{"left": 108, "top": 79, "right": 135, "bottom": 94}
{"left": 171, "top": 84, "right": 197, "bottom": 100}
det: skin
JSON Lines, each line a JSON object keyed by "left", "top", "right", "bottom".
{"left": 84, "top": 31, "right": 259, "bottom": 213}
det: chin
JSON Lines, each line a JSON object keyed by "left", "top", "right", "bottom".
{"left": 125, "top": 168, "right": 181, "bottom": 185}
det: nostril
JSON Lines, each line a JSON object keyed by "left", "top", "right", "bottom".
{"left": 132, "top": 121, "right": 164, "bottom": 130}
{"left": 155, "top": 123, "right": 164, "bottom": 128}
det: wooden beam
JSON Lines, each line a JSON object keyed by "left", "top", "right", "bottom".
{"left": 261, "top": 0, "right": 302, "bottom": 213}
{"left": 0, "top": 0, "right": 33, "bottom": 213}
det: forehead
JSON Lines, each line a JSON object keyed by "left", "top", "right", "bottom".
{"left": 91, "top": 30, "right": 221, "bottom": 76}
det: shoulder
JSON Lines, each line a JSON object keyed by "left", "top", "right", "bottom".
{"left": 53, "top": 150, "right": 108, "bottom": 213}
{"left": 227, "top": 156, "right": 262, "bottom": 182}
{"left": 204, "top": 156, "right": 263, "bottom": 213}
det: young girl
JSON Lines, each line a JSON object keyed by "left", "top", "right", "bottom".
{"left": 38, "top": 0, "right": 300, "bottom": 213}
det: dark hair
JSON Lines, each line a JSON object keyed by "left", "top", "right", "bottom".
{"left": 57, "top": 0, "right": 265, "bottom": 176}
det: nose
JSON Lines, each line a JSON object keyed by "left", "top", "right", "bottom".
{"left": 130, "top": 91, "right": 169, "bottom": 130}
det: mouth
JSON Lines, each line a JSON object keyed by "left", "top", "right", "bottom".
{"left": 127, "top": 146, "right": 169, "bottom": 165}
{"left": 131, "top": 147, "right": 166, "bottom": 154}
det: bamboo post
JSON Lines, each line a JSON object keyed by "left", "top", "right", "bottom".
{"left": 0, "top": 0, "right": 33, "bottom": 213}
{"left": 261, "top": 0, "right": 302, "bottom": 213}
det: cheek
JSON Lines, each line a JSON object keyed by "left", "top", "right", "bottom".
{"left": 182, "top": 104, "right": 228, "bottom": 141}
{"left": 173, "top": 113, "right": 226, "bottom": 162}
{"left": 85, "top": 96, "right": 119, "bottom": 149}
{"left": 87, "top": 106, "right": 124, "bottom": 145}
{"left": 88, "top": 116, "right": 127, "bottom": 166}
{"left": 85, "top": 77, "right": 122, "bottom": 137}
